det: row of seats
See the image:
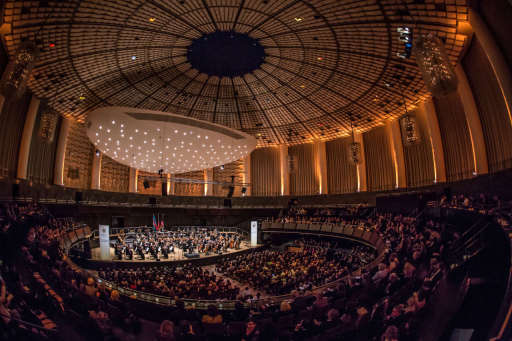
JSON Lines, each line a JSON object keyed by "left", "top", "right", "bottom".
{"left": 262, "top": 221, "right": 384, "bottom": 253}
{"left": 0, "top": 178, "right": 377, "bottom": 208}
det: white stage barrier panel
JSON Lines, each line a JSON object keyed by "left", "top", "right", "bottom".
{"left": 99, "top": 225, "right": 110, "bottom": 260}
{"left": 251, "top": 221, "right": 258, "bottom": 246}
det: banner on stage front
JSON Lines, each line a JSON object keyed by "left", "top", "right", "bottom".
{"left": 99, "top": 224, "right": 110, "bottom": 260}
{"left": 251, "top": 221, "right": 258, "bottom": 246}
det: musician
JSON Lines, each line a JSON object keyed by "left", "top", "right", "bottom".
{"left": 106, "top": 227, "right": 244, "bottom": 261}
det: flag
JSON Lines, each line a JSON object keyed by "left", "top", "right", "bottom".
{"left": 152, "top": 214, "right": 157, "bottom": 231}
{"left": 159, "top": 220, "right": 164, "bottom": 231}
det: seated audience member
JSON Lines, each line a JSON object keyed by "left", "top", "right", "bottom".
{"left": 202, "top": 305, "right": 223, "bottom": 324}
{"left": 83, "top": 277, "right": 98, "bottom": 297}
{"left": 242, "top": 319, "right": 260, "bottom": 341}
{"left": 177, "top": 320, "right": 198, "bottom": 341}
{"left": 157, "top": 320, "right": 176, "bottom": 341}
{"left": 381, "top": 325, "right": 399, "bottom": 341}
{"left": 280, "top": 300, "right": 292, "bottom": 313}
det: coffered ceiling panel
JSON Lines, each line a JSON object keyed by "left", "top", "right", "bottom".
{"left": 2, "top": 0, "right": 469, "bottom": 146}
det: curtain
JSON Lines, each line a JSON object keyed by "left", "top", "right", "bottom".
{"left": 326, "top": 137, "right": 357, "bottom": 193}
{"left": 463, "top": 36, "right": 512, "bottom": 171}
{"left": 434, "top": 92, "right": 474, "bottom": 181}
{"left": 402, "top": 110, "right": 436, "bottom": 187}
{"left": 251, "top": 147, "right": 280, "bottom": 196}
{"left": 289, "top": 143, "right": 318, "bottom": 195}
{"left": 364, "top": 126, "right": 395, "bottom": 191}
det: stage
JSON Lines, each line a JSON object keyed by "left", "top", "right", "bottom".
{"left": 90, "top": 240, "right": 255, "bottom": 263}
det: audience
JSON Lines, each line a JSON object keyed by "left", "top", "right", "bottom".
{"left": 0, "top": 194, "right": 507, "bottom": 340}
{"left": 217, "top": 239, "right": 375, "bottom": 296}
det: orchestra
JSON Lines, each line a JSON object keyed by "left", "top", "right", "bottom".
{"left": 113, "top": 227, "right": 242, "bottom": 261}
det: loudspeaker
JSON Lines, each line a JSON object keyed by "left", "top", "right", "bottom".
{"left": 143, "top": 180, "right": 150, "bottom": 189}
{"left": 227, "top": 186, "right": 234, "bottom": 198}
{"left": 75, "top": 191, "right": 83, "bottom": 202}
{"left": 161, "top": 182, "right": 167, "bottom": 196}
{"left": 224, "top": 199, "right": 232, "bottom": 208}
{"left": 149, "top": 197, "right": 157, "bottom": 205}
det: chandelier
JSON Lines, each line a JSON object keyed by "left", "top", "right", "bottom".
{"left": 414, "top": 33, "right": 458, "bottom": 97}
{"left": 400, "top": 115, "right": 420, "bottom": 146}
{"left": 0, "top": 41, "right": 39, "bottom": 99}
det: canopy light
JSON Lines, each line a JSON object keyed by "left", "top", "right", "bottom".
{"left": 86, "top": 106, "right": 257, "bottom": 174}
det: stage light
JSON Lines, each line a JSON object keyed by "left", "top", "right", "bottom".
{"left": 397, "top": 26, "right": 413, "bottom": 59}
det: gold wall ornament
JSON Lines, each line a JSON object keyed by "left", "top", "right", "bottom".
{"left": 348, "top": 142, "right": 361, "bottom": 164}
{"left": 287, "top": 155, "right": 297, "bottom": 174}
{"left": 39, "top": 105, "right": 59, "bottom": 143}
{"left": 400, "top": 115, "right": 421, "bottom": 146}
{"left": 0, "top": 41, "right": 39, "bottom": 99}
{"left": 414, "top": 34, "right": 458, "bottom": 97}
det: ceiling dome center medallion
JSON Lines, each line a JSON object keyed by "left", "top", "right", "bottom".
{"left": 187, "top": 31, "right": 265, "bottom": 78}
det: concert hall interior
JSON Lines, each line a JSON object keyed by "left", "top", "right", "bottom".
{"left": 1, "top": 1, "right": 512, "bottom": 340}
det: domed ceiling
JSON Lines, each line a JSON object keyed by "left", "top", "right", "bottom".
{"left": 1, "top": 0, "right": 469, "bottom": 146}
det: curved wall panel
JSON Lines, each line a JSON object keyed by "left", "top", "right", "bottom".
{"left": 289, "top": 143, "right": 318, "bottom": 196}
{"left": 0, "top": 93, "right": 30, "bottom": 179}
{"left": 363, "top": 126, "right": 395, "bottom": 191}
{"left": 478, "top": 0, "right": 512, "bottom": 69}
{"left": 213, "top": 159, "right": 244, "bottom": 197}
{"left": 434, "top": 92, "right": 474, "bottom": 181}
{"left": 100, "top": 155, "right": 130, "bottom": 193}
{"left": 251, "top": 147, "right": 280, "bottom": 196}
{"left": 64, "top": 122, "right": 93, "bottom": 189}
{"left": 26, "top": 108, "right": 59, "bottom": 185}
{"left": 175, "top": 170, "right": 204, "bottom": 197}
{"left": 136, "top": 170, "right": 162, "bottom": 196}
{"left": 463, "top": 37, "right": 512, "bottom": 171}
{"left": 326, "top": 137, "right": 357, "bottom": 194}
{"left": 402, "top": 111, "right": 436, "bottom": 187}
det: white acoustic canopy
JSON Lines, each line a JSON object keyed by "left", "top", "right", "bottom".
{"left": 87, "top": 106, "right": 256, "bottom": 174}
